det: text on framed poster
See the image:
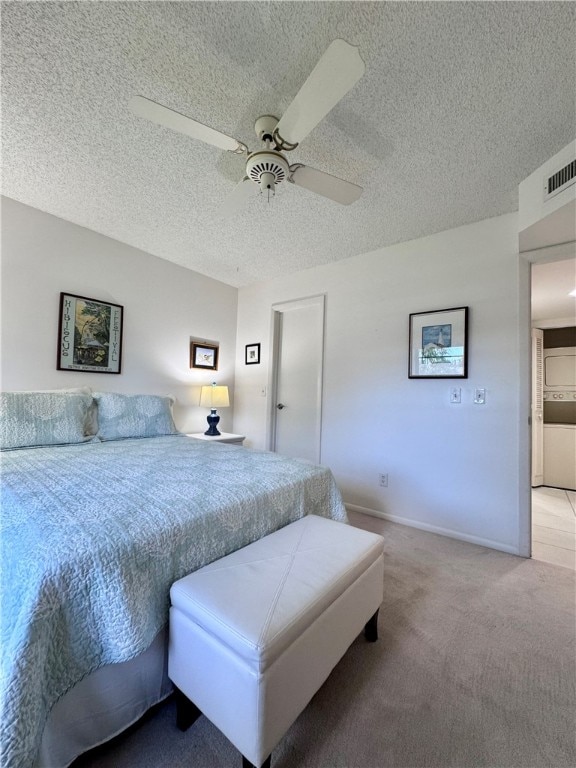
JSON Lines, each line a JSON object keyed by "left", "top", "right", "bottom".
{"left": 58, "top": 292, "right": 123, "bottom": 374}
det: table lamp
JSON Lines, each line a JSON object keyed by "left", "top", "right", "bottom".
{"left": 199, "top": 383, "right": 230, "bottom": 436}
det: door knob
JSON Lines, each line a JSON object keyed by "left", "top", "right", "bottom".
{"left": 276, "top": 403, "right": 285, "bottom": 410}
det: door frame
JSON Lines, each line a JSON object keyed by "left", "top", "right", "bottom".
{"left": 267, "top": 294, "right": 326, "bottom": 461}
{"left": 521, "top": 241, "right": 576, "bottom": 559}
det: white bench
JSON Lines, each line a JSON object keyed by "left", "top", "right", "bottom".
{"left": 168, "top": 515, "right": 385, "bottom": 768}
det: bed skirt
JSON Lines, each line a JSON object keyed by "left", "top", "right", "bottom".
{"left": 37, "top": 629, "right": 172, "bottom": 768}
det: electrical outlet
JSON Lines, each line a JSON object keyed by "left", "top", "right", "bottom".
{"left": 379, "top": 473, "right": 388, "bottom": 487}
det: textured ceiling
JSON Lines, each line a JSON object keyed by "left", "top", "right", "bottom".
{"left": 2, "top": 2, "right": 575, "bottom": 288}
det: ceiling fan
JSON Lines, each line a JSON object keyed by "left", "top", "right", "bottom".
{"left": 129, "top": 39, "right": 365, "bottom": 215}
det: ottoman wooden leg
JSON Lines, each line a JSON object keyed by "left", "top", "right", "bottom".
{"left": 174, "top": 687, "right": 202, "bottom": 731}
{"left": 242, "top": 755, "right": 271, "bottom": 768}
{"left": 364, "top": 609, "right": 379, "bottom": 642}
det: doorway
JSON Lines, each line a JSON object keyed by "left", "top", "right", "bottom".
{"left": 269, "top": 295, "right": 325, "bottom": 463}
{"left": 530, "top": 258, "right": 576, "bottom": 570}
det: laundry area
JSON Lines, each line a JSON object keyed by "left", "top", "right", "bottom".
{"left": 542, "top": 328, "right": 576, "bottom": 491}
{"left": 531, "top": 270, "right": 576, "bottom": 569}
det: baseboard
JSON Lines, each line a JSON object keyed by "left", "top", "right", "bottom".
{"left": 345, "top": 503, "right": 522, "bottom": 557}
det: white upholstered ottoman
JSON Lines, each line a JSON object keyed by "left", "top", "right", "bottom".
{"left": 168, "top": 514, "right": 384, "bottom": 768}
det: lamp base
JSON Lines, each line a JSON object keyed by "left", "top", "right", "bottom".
{"left": 204, "top": 409, "right": 221, "bottom": 436}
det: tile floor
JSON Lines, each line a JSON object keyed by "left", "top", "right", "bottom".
{"left": 532, "top": 486, "right": 576, "bottom": 570}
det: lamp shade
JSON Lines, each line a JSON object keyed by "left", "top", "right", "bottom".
{"left": 199, "top": 385, "right": 230, "bottom": 409}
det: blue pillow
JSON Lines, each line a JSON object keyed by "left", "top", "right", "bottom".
{"left": 0, "top": 391, "right": 94, "bottom": 450}
{"left": 94, "top": 392, "right": 177, "bottom": 441}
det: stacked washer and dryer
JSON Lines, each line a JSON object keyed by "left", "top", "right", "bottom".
{"left": 543, "top": 344, "right": 576, "bottom": 491}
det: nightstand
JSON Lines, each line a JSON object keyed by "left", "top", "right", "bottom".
{"left": 186, "top": 432, "right": 245, "bottom": 445}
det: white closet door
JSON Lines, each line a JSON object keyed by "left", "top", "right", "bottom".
{"left": 271, "top": 296, "right": 324, "bottom": 463}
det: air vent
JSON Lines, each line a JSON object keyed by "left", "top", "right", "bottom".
{"left": 544, "top": 158, "right": 576, "bottom": 201}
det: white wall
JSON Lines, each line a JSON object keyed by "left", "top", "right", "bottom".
{"left": 234, "top": 213, "right": 531, "bottom": 555}
{"left": 0, "top": 197, "right": 238, "bottom": 433}
{"left": 1, "top": 198, "right": 532, "bottom": 555}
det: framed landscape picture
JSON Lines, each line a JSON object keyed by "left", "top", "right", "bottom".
{"left": 191, "top": 342, "right": 219, "bottom": 370}
{"left": 57, "top": 293, "right": 123, "bottom": 373}
{"left": 408, "top": 306, "right": 468, "bottom": 378}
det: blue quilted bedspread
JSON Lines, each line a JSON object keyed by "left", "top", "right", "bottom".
{"left": 0, "top": 436, "right": 347, "bottom": 767}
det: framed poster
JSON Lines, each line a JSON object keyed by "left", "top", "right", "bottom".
{"left": 191, "top": 342, "right": 219, "bottom": 370}
{"left": 408, "top": 306, "right": 468, "bottom": 378}
{"left": 245, "top": 343, "right": 261, "bottom": 365}
{"left": 57, "top": 292, "right": 123, "bottom": 373}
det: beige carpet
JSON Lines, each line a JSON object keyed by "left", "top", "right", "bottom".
{"left": 73, "top": 513, "right": 576, "bottom": 768}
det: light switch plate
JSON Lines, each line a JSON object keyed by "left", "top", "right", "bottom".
{"left": 474, "top": 388, "right": 486, "bottom": 404}
{"left": 450, "top": 387, "right": 461, "bottom": 403}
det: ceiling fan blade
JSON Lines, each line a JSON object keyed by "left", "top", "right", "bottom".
{"left": 275, "top": 39, "right": 365, "bottom": 147}
{"left": 290, "top": 165, "right": 362, "bottom": 205}
{"left": 220, "top": 177, "right": 255, "bottom": 217}
{"left": 129, "top": 96, "right": 247, "bottom": 154}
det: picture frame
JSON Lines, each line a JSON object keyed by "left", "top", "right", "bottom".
{"left": 245, "top": 343, "right": 261, "bottom": 365}
{"left": 57, "top": 292, "right": 123, "bottom": 374}
{"left": 191, "top": 342, "right": 219, "bottom": 370}
{"left": 408, "top": 306, "right": 468, "bottom": 378}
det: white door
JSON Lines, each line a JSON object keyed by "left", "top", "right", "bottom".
{"left": 531, "top": 327, "right": 544, "bottom": 487}
{"left": 271, "top": 296, "right": 325, "bottom": 463}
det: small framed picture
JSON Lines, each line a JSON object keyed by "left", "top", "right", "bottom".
{"left": 191, "top": 342, "right": 219, "bottom": 370}
{"left": 245, "top": 343, "right": 261, "bottom": 365}
{"left": 409, "top": 306, "right": 468, "bottom": 378}
{"left": 57, "top": 292, "right": 123, "bottom": 373}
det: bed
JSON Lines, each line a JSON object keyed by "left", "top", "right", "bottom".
{"left": 0, "top": 391, "right": 347, "bottom": 768}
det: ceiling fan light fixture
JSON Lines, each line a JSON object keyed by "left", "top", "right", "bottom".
{"left": 245, "top": 150, "right": 289, "bottom": 190}
{"left": 259, "top": 171, "right": 276, "bottom": 194}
